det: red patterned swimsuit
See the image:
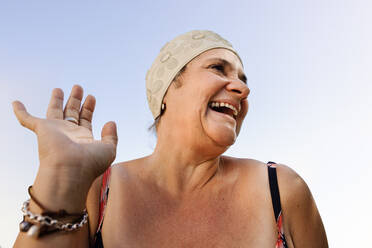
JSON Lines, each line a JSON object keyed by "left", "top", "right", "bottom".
{"left": 94, "top": 162, "right": 288, "bottom": 248}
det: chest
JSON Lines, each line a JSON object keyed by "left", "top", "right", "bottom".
{"left": 100, "top": 183, "right": 278, "bottom": 247}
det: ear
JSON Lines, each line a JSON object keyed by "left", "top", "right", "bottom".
{"left": 162, "top": 93, "right": 167, "bottom": 105}
{"left": 161, "top": 91, "right": 168, "bottom": 111}
{"left": 162, "top": 87, "right": 170, "bottom": 103}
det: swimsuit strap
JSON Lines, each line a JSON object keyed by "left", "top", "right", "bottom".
{"left": 267, "top": 161, "right": 288, "bottom": 248}
{"left": 94, "top": 166, "right": 112, "bottom": 248}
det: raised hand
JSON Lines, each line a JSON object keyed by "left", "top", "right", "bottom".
{"left": 12, "top": 85, "right": 118, "bottom": 211}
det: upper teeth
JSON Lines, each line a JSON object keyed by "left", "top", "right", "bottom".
{"left": 210, "top": 102, "right": 238, "bottom": 116}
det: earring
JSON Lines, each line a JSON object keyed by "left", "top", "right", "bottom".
{"left": 161, "top": 103, "right": 166, "bottom": 110}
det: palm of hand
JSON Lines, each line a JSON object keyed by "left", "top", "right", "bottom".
{"left": 13, "top": 85, "right": 118, "bottom": 183}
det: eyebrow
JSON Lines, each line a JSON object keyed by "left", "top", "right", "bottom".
{"left": 206, "top": 58, "right": 247, "bottom": 84}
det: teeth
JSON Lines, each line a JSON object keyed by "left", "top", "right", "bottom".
{"left": 209, "top": 101, "right": 239, "bottom": 116}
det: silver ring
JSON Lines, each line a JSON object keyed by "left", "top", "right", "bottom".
{"left": 64, "top": 117, "right": 79, "bottom": 124}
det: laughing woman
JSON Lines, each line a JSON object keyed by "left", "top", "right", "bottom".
{"left": 13, "top": 30, "right": 328, "bottom": 247}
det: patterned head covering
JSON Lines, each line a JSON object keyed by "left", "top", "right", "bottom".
{"left": 146, "top": 30, "right": 242, "bottom": 119}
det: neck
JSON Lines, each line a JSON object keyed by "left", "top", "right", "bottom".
{"left": 146, "top": 128, "right": 225, "bottom": 197}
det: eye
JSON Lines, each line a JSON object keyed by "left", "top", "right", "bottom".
{"left": 209, "top": 64, "right": 225, "bottom": 73}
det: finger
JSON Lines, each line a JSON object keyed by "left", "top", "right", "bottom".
{"left": 46, "top": 88, "right": 64, "bottom": 119}
{"left": 12, "top": 101, "right": 39, "bottom": 132}
{"left": 79, "top": 95, "right": 96, "bottom": 130}
{"left": 64, "top": 85, "right": 83, "bottom": 123}
{"left": 101, "top": 121, "right": 118, "bottom": 148}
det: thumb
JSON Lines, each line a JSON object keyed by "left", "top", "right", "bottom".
{"left": 101, "top": 121, "right": 118, "bottom": 148}
{"left": 12, "top": 100, "right": 39, "bottom": 132}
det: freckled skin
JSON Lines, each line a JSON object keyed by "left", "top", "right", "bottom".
{"left": 12, "top": 48, "right": 327, "bottom": 247}
{"left": 92, "top": 157, "right": 280, "bottom": 247}
{"left": 86, "top": 49, "right": 327, "bottom": 247}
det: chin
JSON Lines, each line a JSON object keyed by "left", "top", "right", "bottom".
{"left": 207, "top": 127, "right": 237, "bottom": 148}
{"left": 201, "top": 109, "right": 241, "bottom": 149}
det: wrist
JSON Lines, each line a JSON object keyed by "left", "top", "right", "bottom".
{"left": 30, "top": 184, "right": 87, "bottom": 213}
{"left": 20, "top": 198, "right": 88, "bottom": 238}
{"left": 31, "top": 170, "right": 91, "bottom": 213}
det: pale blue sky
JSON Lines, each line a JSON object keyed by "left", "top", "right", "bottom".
{"left": 1, "top": 1, "right": 371, "bottom": 247}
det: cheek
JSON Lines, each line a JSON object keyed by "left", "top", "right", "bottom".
{"left": 200, "top": 72, "right": 226, "bottom": 90}
{"left": 240, "top": 100, "right": 249, "bottom": 117}
{"left": 236, "top": 100, "right": 249, "bottom": 133}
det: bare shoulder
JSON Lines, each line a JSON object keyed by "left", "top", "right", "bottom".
{"left": 273, "top": 163, "right": 315, "bottom": 220}
{"left": 109, "top": 156, "right": 150, "bottom": 183}
{"left": 274, "top": 163, "right": 309, "bottom": 203}
{"left": 220, "top": 156, "right": 309, "bottom": 195}
{"left": 275, "top": 163, "right": 328, "bottom": 247}
{"left": 273, "top": 164, "right": 310, "bottom": 225}
{"left": 220, "top": 156, "right": 271, "bottom": 194}
{"left": 85, "top": 158, "right": 145, "bottom": 242}
{"left": 223, "top": 157, "right": 328, "bottom": 247}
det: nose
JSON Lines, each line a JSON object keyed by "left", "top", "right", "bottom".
{"left": 225, "top": 78, "right": 250, "bottom": 99}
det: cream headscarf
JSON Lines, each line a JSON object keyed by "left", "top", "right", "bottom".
{"left": 146, "top": 30, "right": 242, "bottom": 119}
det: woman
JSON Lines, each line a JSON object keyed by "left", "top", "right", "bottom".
{"left": 13, "top": 30, "right": 328, "bottom": 247}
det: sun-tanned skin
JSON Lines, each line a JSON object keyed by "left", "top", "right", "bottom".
{"left": 13, "top": 49, "right": 327, "bottom": 247}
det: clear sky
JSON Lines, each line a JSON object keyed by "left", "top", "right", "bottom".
{"left": 1, "top": 0, "right": 371, "bottom": 247}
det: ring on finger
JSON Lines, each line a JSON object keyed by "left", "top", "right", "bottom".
{"left": 64, "top": 117, "right": 79, "bottom": 124}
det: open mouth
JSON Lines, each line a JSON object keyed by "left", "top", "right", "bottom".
{"left": 208, "top": 101, "right": 238, "bottom": 119}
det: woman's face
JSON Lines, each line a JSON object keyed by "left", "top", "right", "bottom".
{"left": 162, "top": 48, "right": 250, "bottom": 148}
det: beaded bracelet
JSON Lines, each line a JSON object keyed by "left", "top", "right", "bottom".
{"left": 19, "top": 186, "right": 88, "bottom": 238}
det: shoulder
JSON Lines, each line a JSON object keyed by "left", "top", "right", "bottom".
{"left": 222, "top": 156, "right": 277, "bottom": 185}
{"left": 274, "top": 163, "right": 315, "bottom": 223}
{"left": 222, "top": 156, "right": 311, "bottom": 202}
{"left": 220, "top": 156, "right": 308, "bottom": 195}
{"left": 219, "top": 156, "right": 269, "bottom": 182}
{"left": 273, "top": 164, "right": 311, "bottom": 225}
{"left": 223, "top": 157, "right": 327, "bottom": 246}
{"left": 220, "top": 156, "right": 272, "bottom": 198}
{"left": 109, "top": 157, "right": 150, "bottom": 185}
{"left": 274, "top": 163, "right": 309, "bottom": 205}
{"left": 233, "top": 160, "right": 314, "bottom": 210}
{"left": 274, "top": 163, "right": 328, "bottom": 247}
{"left": 85, "top": 159, "right": 140, "bottom": 242}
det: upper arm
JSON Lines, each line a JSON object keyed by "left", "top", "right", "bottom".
{"left": 86, "top": 174, "right": 103, "bottom": 244}
{"left": 277, "top": 164, "right": 328, "bottom": 248}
